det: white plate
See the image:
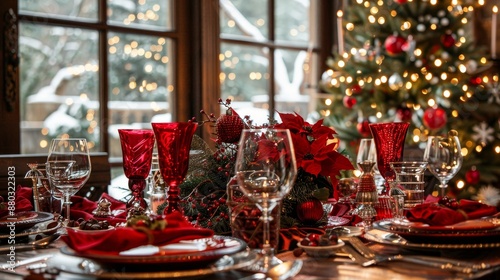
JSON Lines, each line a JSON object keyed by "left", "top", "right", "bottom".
{"left": 297, "top": 239, "right": 345, "bottom": 257}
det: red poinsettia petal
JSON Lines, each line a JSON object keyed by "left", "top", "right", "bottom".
{"left": 301, "top": 159, "right": 322, "bottom": 176}
{"left": 277, "top": 112, "right": 304, "bottom": 133}
{"left": 256, "top": 139, "right": 281, "bottom": 162}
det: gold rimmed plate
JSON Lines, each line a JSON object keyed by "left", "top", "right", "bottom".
{"left": 60, "top": 235, "right": 247, "bottom": 267}
{"left": 0, "top": 211, "right": 54, "bottom": 232}
{"left": 48, "top": 249, "right": 258, "bottom": 279}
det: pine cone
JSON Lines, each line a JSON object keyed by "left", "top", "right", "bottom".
{"left": 216, "top": 110, "right": 244, "bottom": 143}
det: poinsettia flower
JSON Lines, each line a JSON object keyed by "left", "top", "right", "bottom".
{"left": 255, "top": 139, "right": 282, "bottom": 163}
{"left": 276, "top": 112, "right": 338, "bottom": 142}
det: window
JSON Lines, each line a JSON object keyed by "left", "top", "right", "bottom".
{"left": 16, "top": 0, "right": 176, "bottom": 159}
{"left": 219, "top": 0, "right": 325, "bottom": 124}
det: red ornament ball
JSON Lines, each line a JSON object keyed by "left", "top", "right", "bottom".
{"left": 396, "top": 107, "right": 412, "bottom": 122}
{"left": 297, "top": 197, "right": 324, "bottom": 224}
{"left": 423, "top": 107, "right": 447, "bottom": 130}
{"left": 384, "top": 35, "right": 407, "bottom": 56}
{"left": 394, "top": 0, "right": 408, "bottom": 3}
{"left": 357, "top": 120, "right": 371, "bottom": 137}
{"left": 469, "top": 76, "right": 482, "bottom": 86}
{"left": 465, "top": 167, "right": 480, "bottom": 185}
{"left": 441, "top": 33, "right": 456, "bottom": 48}
{"left": 216, "top": 113, "right": 244, "bottom": 143}
{"left": 351, "top": 84, "right": 362, "bottom": 95}
{"left": 343, "top": 95, "right": 357, "bottom": 109}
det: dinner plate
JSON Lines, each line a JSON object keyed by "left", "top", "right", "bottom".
{"left": 61, "top": 235, "right": 247, "bottom": 267}
{"left": 373, "top": 219, "right": 500, "bottom": 244}
{"left": 364, "top": 228, "right": 500, "bottom": 251}
{"left": 0, "top": 211, "right": 54, "bottom": 232}
{"left": 0, "top": 219, "right": 60, "bottom": 241}
{"left": 49, "top": 248, "right": 258, "bottom": 279}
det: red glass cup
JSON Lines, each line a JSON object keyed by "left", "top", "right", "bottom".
{"left": 118, "top": 129, "right": 156, "bottom": 209}
{"left": 152, "top": 122, "right": 198, "bottom": 214}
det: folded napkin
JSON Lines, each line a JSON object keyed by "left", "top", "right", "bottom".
{"left": 62, "top": 212, "right": 214, "bottom": 254}
{"left": 406, "top": 199, "right": 498, "bottom": 226}
{"left": 70, "top": 193, "right": 127, "bottom": 225}
{"left": 0, "top": 186, "right": 33, "bottom": 218}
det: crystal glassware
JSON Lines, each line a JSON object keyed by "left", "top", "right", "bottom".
{"left": 390, "top": 161, "right": 428, "bottom": 210}
{"left": 369, "top": 122, "right": 410, "bottom": 220}
{"left": 152, "top": 122, "right": 198, "bottom": 214}
{"left": 45, "top": 138, "right": 91, "bottom": 227}
{"left": 118, "top": 129, "right": 156, "bottom": 209}
{"left": 423, "top": 131, "right": 463, "bottom": 197}
{"left": 354, "top": 161, "right": 378, "bottom": 229}
{"left": 235, "top": 128, "right": 297, "bottom": 272}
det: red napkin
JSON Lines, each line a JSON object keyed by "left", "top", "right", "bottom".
{"left": 406, "top": 199, "right": 498, "bottom": 226}
{"left": 70, "top": 193, "right": 127, "bottom": 225}
{"left": 0, "top": 186, "right": 33, "bottom": 217}
{"left": 62, "top": 212, "right": 214, "bottom": 253}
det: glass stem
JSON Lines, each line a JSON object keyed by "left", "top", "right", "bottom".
{"left": 439, "top": 182, "right": 448, "bottom": 197}
{"left": 260, "top": 206, "right": 274, "bottom": 271}
{"left": 64, "top": 193, "right": 72, "bottom": 226}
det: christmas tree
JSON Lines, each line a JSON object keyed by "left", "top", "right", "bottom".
{"left": 319, "top": 0, "right": 500, "bottom": 201}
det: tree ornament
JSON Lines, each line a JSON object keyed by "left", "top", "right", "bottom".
{"left": 296, "top": 197, "right": 324, "bottom": 224}
{"left": 357, "top": 120, "right": 371, "bottom": 137}
{"left": 216, "top": 108, "right": 244, "bottom": 143}
{"left": 465, "top": 166, "right": 480, "bottom": 185}
{"left": 394, "top": 0, "right": 408, "bottom": 4}
{"left": 343, "top": 95, "right": 357, "bottom": 109}
{"left": 388, "top": 73, "right": 404, "bottom": 91}
{"left": 351, "top": 84, "right": 362, "bottom": 95}
{"left": 384, "top": 35, "right": 407, "bottom": 56}
{"left": 396, "top": 106, "right": 412, "bottom": 122}
{"left": 470, "top": 76, "right": 482, "bottom": 86}
{"left": 441, "top": 33, "right": 456, "bottom": 48}
{"left": 417, "top": 24, "right": 426, "bottom": 32}
{"left": 423, "top": 107, "right": 447, "bottom": 130}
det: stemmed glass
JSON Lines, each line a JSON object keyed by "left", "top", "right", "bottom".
{"left": 45, "top": 138, "right": 91, "bottom": 227}
{"left": 118, "top": 129, "right": 156, "bottom": 209}
{"left": 152, "top": 122, "right": 198, "bottom": 214}
{"left": 235, "top": 128, "right": 297, "bottom": 272}
{"left": 423, "top": 131, "right": 463, "bottom": 197}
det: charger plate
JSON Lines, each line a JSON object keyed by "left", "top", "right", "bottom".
{"left": 60, "top": 235, "right": 247, "bottom": 266}
{"left": 49, "top": 249, "right": 258, "bottom": 279}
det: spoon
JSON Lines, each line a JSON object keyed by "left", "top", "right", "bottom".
{"left": 241, "top": 260, "right": 303, "bottom": 280}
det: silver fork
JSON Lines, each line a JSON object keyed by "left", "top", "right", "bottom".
{"left": 341, "top": 236, "right": 490, "bottom": 274}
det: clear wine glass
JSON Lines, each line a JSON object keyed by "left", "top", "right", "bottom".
{"left": 423, "top": 132, "right": 463, "bottom": 197}
{"left": 235, "top": 128, "right": 297, "bottom": 272}
{"left": 46, "top": 138, "right": 91, "bottom": 227}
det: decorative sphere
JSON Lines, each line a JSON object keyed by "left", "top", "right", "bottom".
{"left": 441, "top": 33, "right": 456, "bottom": 48}
{"left": 296, "top": 197, "right": 324, "bottom": 224}
{"left": 357, "top": 120, "right": 371, "bottom": 137}
{"left": 423, "top": 107, "right": 447, "bottom": 130}
{"left": 343, "top": 95, "right": 357, "bottom": 109}
{"left": 417, "top": 24, "right": 426, "bottom": 32}
{"left": 388, "top": 73, "right": 404, "bottom": 91}
{"left": 351, "top": 84, "right": 362, "bottom": 95}
{"left": 465, "top": 167, "right": 480, "bottom": 185}
{"left": 384, "top": 35, "right": 407, "bottom": 56}
{"left": 394, "top": 0, "right": 408, "bottom": 3}
{"left": 396, "top": 107, "right": 412, "bottom": 122}
{"left": 469, "top": 76, "right": 482, "bottom": 86}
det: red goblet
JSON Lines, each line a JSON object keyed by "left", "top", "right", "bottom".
{"left": 118, "top": 129, "right": 155, "bottom": 209}
{"left": 369, "top": 122, "right": 410, "bottom": 189}
{"left": 152, "top": 122, "right": 198, "bottom": 214}
{"left": 369, "top": 122, "right": 409, "bottom": 220}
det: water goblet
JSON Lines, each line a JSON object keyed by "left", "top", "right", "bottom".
{"left": 235, "top": 128, "right": 297, "bottom": 272}
{"left": 369, "top": 122, "right": 410, "bottom": 220}
{"left": 423, "top": 131, "right": 463, "bottom": 197}
{"left": 118, "top": 129, "right": 156, "bottom": 209}
{"left": 152, "top": 122, "right": 198, "bottom": 214}
{"left": 45, "top": 138, "right": 91, "bottom": 227}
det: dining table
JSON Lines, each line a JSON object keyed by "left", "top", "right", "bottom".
{"left": 0, "top": 224, "right": 499, "bottom": 280}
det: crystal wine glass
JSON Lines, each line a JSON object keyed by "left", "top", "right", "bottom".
{"left": 235, "top": 128, "right": 297, "bottom": 272}
{"left": 46, "top": 138, "right": 91, "bottom": 227}
{"left": 423, "top": 131, "right": 463, "bottom": 197}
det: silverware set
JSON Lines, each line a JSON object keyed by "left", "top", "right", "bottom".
{"left": 341, "top": 236, "right": 493, "bottom": 275}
